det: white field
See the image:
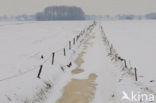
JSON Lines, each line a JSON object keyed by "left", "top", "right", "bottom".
{"left": 102, "top": 20, "right": 156, "bottom": 88}
{"left": 0, "top": 21, "right": 92, "bottom": 102}
{"left": 0, "top": 20, "right": 155, "bottom": 103}
{"left": 0, "top": 21, "right": 90, "bottom": 79}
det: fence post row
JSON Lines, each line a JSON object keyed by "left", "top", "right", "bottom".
{"left": 100, "top": 24, "right": 140, "bottom": 83}
{"left": 0, "top": 23, "right": 96, "bottom": 81}
{"left": 36, "top": 23, "right": 95, "bottom": 78}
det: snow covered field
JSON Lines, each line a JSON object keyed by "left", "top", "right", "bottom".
{"left": 0, "top": 20, "right": 155, "bottom": 103}
{"left": 0, "top": 21, "right": 93, "bottom": 102}
{"left": 0, "top": 21, "right": 90, "bottom": 80}
{"left": 102, "top": 20, "right": 156, "bottom": 93}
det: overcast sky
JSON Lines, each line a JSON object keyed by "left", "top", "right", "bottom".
{"left": 0, "top": 0, "right": 156, "bottom": 16}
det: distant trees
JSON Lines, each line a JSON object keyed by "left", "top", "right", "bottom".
{"left": 115, "top": 14, "right": 136, "bottom": 20}
{"left": 0, "top": 15, "right": 9, "bottom": 21}
{"left": 1, "top": 6, "right": 156, "bottom": 21}
{"left": 85, "top": 14, "right": 144, "bottom": 20}
{"left": 35, "top": 6, "right": 85, "bottom": 21}
{"left": 0, "top": 15, "right": 35, "bottom": 21}
{"left": 145, "top": 13, "right": 156, "bottom": 19}
{"left": 15, "top": 15, "right": 35, "bottom": 21}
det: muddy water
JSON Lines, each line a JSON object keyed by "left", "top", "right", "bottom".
{"left": 56, "top": 35, "right": 97, "bottom": 103}
{"left": 56, "top": 73, "right": 97, "bottom": 103}
{"left": 72, "top": 35, "right": 95, "bottom": 74}
{"left": 72, "top": 51, "right": 85, "bottom": 74}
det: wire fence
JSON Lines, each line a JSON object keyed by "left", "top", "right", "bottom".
{"left": 100, "top": 25, "right": 138, "bottom": 81}
{"left": 100, "top": 25, "right": 156, "bottom": 96}
{"left": 0, "top": 21, "right": 96, "bottom": 82}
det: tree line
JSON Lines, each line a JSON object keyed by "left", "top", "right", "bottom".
{"left": 35, "top": 6, "right": 86, "bottom": 21}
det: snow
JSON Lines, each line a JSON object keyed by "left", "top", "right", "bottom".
{"left": 0, "top": 21, "right": 92, "bottom": 103}
{"left": 0, "top": 20, "right": 155, "bottom": 103}
{"left": 0, "top": 21, "right": 90, "bottom": 79}
{"left": 46, "top": 22, "right": 156, "bottom": 103}
{"left": 102, "top": 20, "right": 156, "bottom": 91}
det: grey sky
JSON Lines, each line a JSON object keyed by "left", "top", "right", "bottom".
{"left": 0, "top": 0, "right": 155, "bottom": 16}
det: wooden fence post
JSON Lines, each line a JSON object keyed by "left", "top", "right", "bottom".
{"left": 37, "top": 65, "right": 43, "bottom": 79}
{"left": 124, "top": 59, "right": 127, "bottom": 68}
{"left": 73, "top": 38, "right": 75, "bottom": 45}
{"left": 63, "top": 48, "right": 66, "bottom": 56}
{"left": 52, "top": 52, "right": 55, "bottom": 64}
{"left": 110, "top": 44, "right": 113, "bottom": 55}
{"left": 76, "top": 35, "right": 79, "bottom": 41}
{"left": 69, "top": 41, "right": 71, "bottom": 49}
{"left": 134, "top": 68, "right": 138, "bottom": 81}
